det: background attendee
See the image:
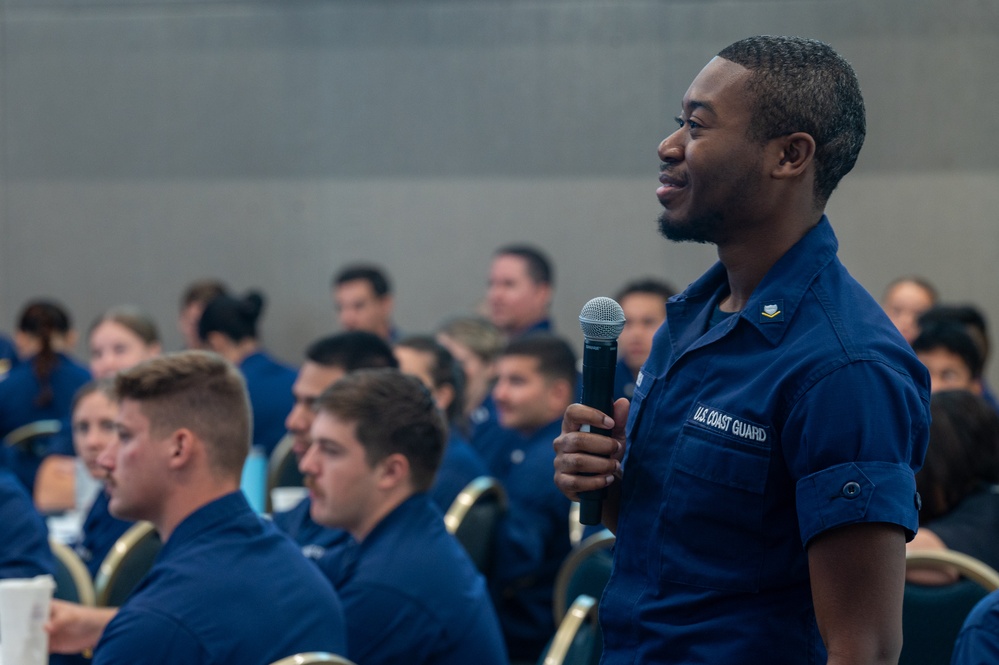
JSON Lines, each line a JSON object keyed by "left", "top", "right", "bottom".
{"left": 0, "top": 332, "right": 18, "bottom": 380}
{"left": 881, "top": 275, "right": 938, "bottom": 344}
{"left": 198, "top": 290, "right": 295, "bottom": 456}
{"left": 919, "top": 304, "right": 999, "bottom": 412}
{"left": 46, "top": 351, "right": 347, "bottom": 663}
{"left": 613, "top": 278, "right": 676, "bottom": 399}
{"left": 304, "top": 369, "right": 507, "bottom": 665}
{"left": 394, "top": 335, "right": 488, "bottom": 511}
{"left": 912, "top": 320, "right": 984, "bottom": 394}
{"left": 0, "top": 299, "right": 90, "bottom": 490}
{"left": 476, "top": 334, "right": 575, "bottom": 661}
{"left": 952, "top": 589, "right": 999, "bottom": 664}
{"left": 332, "top": 263, "right": 398, "bottom": 342}
{"left": 907, "top": 391, "right": 999, "bottom": 577}
{"left": 1, "top": 467, "right": 55, "bottom": 579}
{"left": 274, "top": 331, "right": 398, "bottom": 560}
{"left": 436, "top": 316, "right": 504, "bottom": 439}
{"left": 88, "top": 306, "right": 163, "bottom": 380}
{"left": 177, "top": 279, "right": 228, "bottom": 350}
{"left": 486, "top": 244, "right": 554, "bottom": 339}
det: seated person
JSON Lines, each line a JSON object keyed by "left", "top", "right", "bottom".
{"left": 303, "top": 369, "right": 507, "bottom": 665}
{"left": 952, "top": 589, "right": 999, "bottom": 663}
{"left": 0, "top": 299, "right": 90, "bottom": 492}
{"left": 68, "top": 381, "right": 134, "bottom": 577}
{"left": 436, "top": 316, "right": 504, "bottom": 439}
{"left": 177, "top": 279, "right": 228, "bottom": 351}
{"left": 394, "top": 335, "right": 489, "bottom": 511}
{"left": 332, "top": 263, "right": 400, "bottom": 342}
{"left": 46, "top": 351, "right": 346, "bottom": 664}
{"left": 273, "top": 331, "right": 398, "bottom": 560}
{"left": 919, "top": 304, "right": 999, "bottom": 414}
{"left": 612, "top": 278, "right": 676, "bottom": 399}
{"left": 198, "top": 291, "right": 295, "bottom": 457}
{"left": 0, "top": 331, "right": 17, "bottom": 379}
{"left": 1, "top": 467, "right": 55, "bottom": 578}
{"left": 881, "top": 275, "right": 938, "bottom": 344}
{"left": 912, "top": 320, "right": 984, "bottom": 394}
{"left": 907, "top": 390, "right": 999, "bottom": 582}
{"left": 474, "top": 334, "right": 575, "bottom": 661}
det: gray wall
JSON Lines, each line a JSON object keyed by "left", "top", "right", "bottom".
{"left": 2, "top": 1, "right": 998, "bottom": 382}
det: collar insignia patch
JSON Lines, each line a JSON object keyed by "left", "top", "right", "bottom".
{"left": 760, "top": 300, "right": 784, "bottom": 323}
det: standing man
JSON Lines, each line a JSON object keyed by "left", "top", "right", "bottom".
{"left": 302, "top": 369, "right": 507, "bottom": 665}
{"left": 487, "top": 244, "right": 555, "bottom": 339}
{"left": 554, "top": 36, "right": 930, "bottom": 664}
{"left": 332, "top": 263, "right": 399, "bottom": 342}
{"left": 47, "top": 352, "right": 346, "bottom": 663}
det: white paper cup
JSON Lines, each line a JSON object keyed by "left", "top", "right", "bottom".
{"left": 0, "top": 575, "right": 56, "bottom": 665}
{"left": 270, "top": 486, "right": 309, "bottom": 513}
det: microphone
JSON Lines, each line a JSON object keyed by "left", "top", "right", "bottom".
{"left": 577, "top": 297, "right": 626, "bottom": 526}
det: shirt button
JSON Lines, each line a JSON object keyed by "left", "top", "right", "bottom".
{"left": 841, "top": 481, "right": 862, "bottom": 498}
{"left": 510, "top": 449, "right": 525, "bottom": 465}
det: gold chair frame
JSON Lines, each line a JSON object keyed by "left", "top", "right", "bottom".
{"left": 50, "top": 538, "right": 96, "bottom": 606}
{"left": 269, "top": 652, "right": 357, "bottom": 665}
{"left": 94, "top": 520, "right": 159, "bottom": 606}
{"left": 553, "top": 528, "right": 615, "bottom": 622}
{"left": 443, "top": 475, "right": 508, "bottom": 534}
{"left": 906, "top": 549, "right": 999, "bottom": 590}
{"left": 543, "top": 594, "right": 599, "bottom": 665}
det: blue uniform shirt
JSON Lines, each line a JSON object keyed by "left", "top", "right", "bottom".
{"left": 952, "top": 590, "right": 999, "bottom": 665}
{"left": 239, "top": 351, "right": 296, "bottom": 457}
{"left": 601, "top": 217, "right": 930, "bottom": 664}
{"left": 477, "top": 419, "right": 572, "bottom": 661}
{"left": 0, "top": 333, "right": 17, "bottom": 380}
{"left": 613, "top": 358, "right": 637, "bottom": 401}
{"left": 317, "top": 493, "right": 507, "bottom": 665}
{"left": 93, "top": 491, "right": 346, "bottom": 664}
{"left": 272, "top": 495, "right": 352, "bottom": 561}
{"left": 429, "top": 429, "right": 489, "bottom": 512}
{"left": 74, "top": 491, "right": 133, "bottom": 578}
{"left": 0, "top": 469, "right": 55, "bottom": 578}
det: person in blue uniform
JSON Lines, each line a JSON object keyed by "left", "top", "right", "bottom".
{"left": 198, "top": 291, "right": 296, "bottom": 457}
{"left": 953, "top": 590, "right": 999, "bottom": 664}
{"left": 554, "top": 36, "right": 930, "bottom": 665}
{"left": 46, "top": 351, "right": 347, "bottom": 663}
{"left": 67, "top": 381, "right": 133, "bottom": 576}
{"left": 0, "top": 300, "right": 90, "bottom": 490}
{"left": 436, "top": 317, "right": 505, "bottom": 442}
{"left": 303, "top": 369, "right": 506, "bottom": 665}
{"left": 611, "top": 278, "right": 676, "bottom": 400}
{"left": 331, "top": 263, "right": 402, "bottom": 343}
{"left": 0, "top": 332, "right": 18, "bottom": 380}
{"left": 477, "top": 334, "right": 575, "bottom": 661}
{"left": 487, "top": 244, "right": 555, "bottom": 340}
{"left": 273, "top": 331, "right": 398, "bottom": 560}
{"left": 394, "top": 335, "right": 489, "bottom": 511}
{"left": 1, "top": 468, "right": 56, "bottom": 578}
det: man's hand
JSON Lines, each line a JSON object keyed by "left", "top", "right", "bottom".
{"left": 46, "top": 599, "right": 117, "bottom": 654}
{"left": 553, "top": 398, "right": 629, "bottom": 532}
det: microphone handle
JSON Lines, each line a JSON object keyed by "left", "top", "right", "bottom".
{"left": 579, "top": 338, "right": 617, "bottom": 526}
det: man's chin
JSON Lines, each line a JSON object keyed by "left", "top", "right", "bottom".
{"left": 657, "top": 212, "right": 715, "bottom": 245}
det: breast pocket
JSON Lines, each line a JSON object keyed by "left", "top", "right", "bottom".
{"left": 657, "top": 426, "right": 770, "bottom": 592}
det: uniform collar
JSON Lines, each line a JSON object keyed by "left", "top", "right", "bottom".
{"left": 667, "top": 216, "right": 839, "bottom": 352}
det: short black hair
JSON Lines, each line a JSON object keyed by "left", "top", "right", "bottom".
{"left": 332, "top": 264, "right": 391, "bottom": 297}
{"left": 717, "top": 35, "right": 866, "bottom": 206}
{"left": 919, "top": 304, "right": 989, "bottom": 361}
{"left": 395, "top": 335, "right": 465, "bottom": 425}
{"left": 305, "top": 331, "right": 398, "bottom": 372}
{"left": 614, "top": 278, "right": 677, "bottom": 304}
{"left": 198, "top": 292, "right": 264, "bottom": 343}
{"left": 500, "top": 333, "right": 577, "bottom": 392}
{"left": 912, "top": 321, "right": 984, "bottom": 379}
{"left": 495, "top": 244, "right": 554, "bottom": 287}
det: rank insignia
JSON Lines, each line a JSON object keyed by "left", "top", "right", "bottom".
{"left": 760, "top": 300, "right": 784, "bottom": 323}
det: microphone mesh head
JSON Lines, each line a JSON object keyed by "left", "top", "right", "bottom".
{"left": 579, "top": 297, "right": 626, "bottom": 340}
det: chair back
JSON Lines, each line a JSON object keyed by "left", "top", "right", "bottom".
{"left": 539, "top": 594, "right": 601, "bottom": 665}
{"left": 269, "top": 653, "right": 357, "bottom": 665}
{"left": 94, "top": 521, "right": 162, "bottom": 607}
{"left": 899, "top": 549, "right": 999, "bottom": 665}
{"left": 3, "top": 419, "right": 62, "bottom": 455}
{"left": 444, "top": 476, "right": 508, "bottom": 575}
{"left": 50, "top": 538, "right": 96, "bottom": 606}
{"left": 266, "top": 434, "right": 304, "bottom": 512}
{"left": 553, "top": 529, "right": 615, "bottom": 622}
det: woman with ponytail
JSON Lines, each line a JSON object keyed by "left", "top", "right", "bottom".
{"left": 198, "top": 290, "right": 295, "bottom": 456}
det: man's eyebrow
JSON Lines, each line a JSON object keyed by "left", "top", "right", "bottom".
{"left": 684, "top": 99, "right": 716, "bottom": 115}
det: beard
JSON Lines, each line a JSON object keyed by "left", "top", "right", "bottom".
{"left": 657, "top": 208, "right": 724, "bottom": 245}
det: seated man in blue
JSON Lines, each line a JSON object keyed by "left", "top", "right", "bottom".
{"left": 475, "top": 334, "right": 575, "bottom": 661}
{"left": 46, "top": 351, "right": 347, "bottom": 664}
{"left": 394, "top": 335, "right": 489, "bottom": 512}
{"left": 1, "top": 468, "right": 56, "bottom": 579}
{"left": 953, "top": 589, "right": 999, "bottom": 664}
{"left": 612, "top": 278, "right": 675, "bottom": 400}
{"left": 303, "top": 369, "right": 507, "bottom": 665}
{"left": 273, "top": 331, "right": 398, "bottom": 560}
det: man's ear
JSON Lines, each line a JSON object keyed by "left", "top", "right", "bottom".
{"left": 772, "top": 132, "right": 816, "bottom": 179}
{"left": 376, "top": 453, "right": 411, "bottom": 490}
{"left": 166, "top": 428, "right": 197, "bottom": 470}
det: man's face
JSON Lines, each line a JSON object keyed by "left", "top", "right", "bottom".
{"left": 618, "top": 292, "right": 667, "bottom": 373}
{"left": 178, "top": 302, "right": 206, "bottom": 350}
{"left": 299, "top": 410, "right": 380, "bottom": 537}
{"left": 100, "top": 399, "right": 172, "bottom": 523}
{"left": 334, "top": 280, "right": 391, "bottom": 338}
{"left": 487, "top": 255, "right": 550, "bottom": 335}
{"left": 917, "top": 348, "right": 981, "bottom": 394}
{"left": 656, "top": 57, "right": 767, "bottom": 245}
{"left": 286, "top": 362, "right": 345, "bottom": 458}
{"left": 493, "top": 355, "right": 560, "bottom": 433}
{"left": 883, "top": 282, "right": 935, "bottom": 344}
